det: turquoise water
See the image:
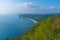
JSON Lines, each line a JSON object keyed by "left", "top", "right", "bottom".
{"left": 0, "top": 14, "right": 35, "bottom": 40}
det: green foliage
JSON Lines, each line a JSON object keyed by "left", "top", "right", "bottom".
{"left": 5, "top": 38, "right": 9, "bottom": 40}
{"left": 20, "top": 14, "right": 60, "bottom": 40}
{"left": 5, "top": 37, "right": 21, "bottom": 40}
{"left": 16, "top": 37, "right": 20, "bottom": 40}
{"left": 10, "top": 37, "right": 14, "bottom": 40}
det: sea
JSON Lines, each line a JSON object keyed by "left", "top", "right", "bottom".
{"left": 0, "top": 14, "right": 35, "bottom": 40}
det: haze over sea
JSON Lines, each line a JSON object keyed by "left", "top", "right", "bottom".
{"left": 0, "top": 14, "right": 35, "bottom": 40}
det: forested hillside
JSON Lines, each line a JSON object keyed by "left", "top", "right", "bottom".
{"left": 20, "top": 14, "right": 60, "bottom": 40}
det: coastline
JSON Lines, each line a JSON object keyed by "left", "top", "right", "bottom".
{"left": 26, "top": 18, "right": 37, "bottom": 23}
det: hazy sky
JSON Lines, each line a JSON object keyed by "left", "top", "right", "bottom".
{"left": 0, "top": 0, "right": 60, "bottom": 14}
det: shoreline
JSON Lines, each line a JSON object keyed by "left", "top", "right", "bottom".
{"left": 26, "top": 18, "right": 37, "bottom": 23}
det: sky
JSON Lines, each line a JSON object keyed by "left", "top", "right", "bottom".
{"left": 0, "top": 0, "right": 60, "bottom": 14}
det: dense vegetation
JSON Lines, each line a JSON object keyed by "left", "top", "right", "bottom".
{"left": 5, "top": 14, "right": 60, "bottom": 40}
{"left": 20, "top": 14, "right": 60, "bottom": 40}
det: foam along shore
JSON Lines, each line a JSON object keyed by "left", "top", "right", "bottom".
{"left": 26, "top": 18, "right": 37, "bottom": 23}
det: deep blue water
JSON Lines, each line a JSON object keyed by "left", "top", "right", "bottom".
{"left": 0, "top": 14, "right": 35, "bottom": 40}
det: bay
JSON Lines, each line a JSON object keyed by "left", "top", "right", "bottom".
{"left": 0, "top": 14, "right": 35, "bottom": 40}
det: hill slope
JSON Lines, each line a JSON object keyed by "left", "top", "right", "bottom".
{"left": 20, "top": 14, "right": 60, "bottom": 40}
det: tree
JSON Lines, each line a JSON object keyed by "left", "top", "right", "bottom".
{"left": 16, "top": 37, "right": 20, "bottom": 40}
{"left": 10, "top": 37, "right": 14, "bottom": 40}
{"left": 5, "top": 38, "right": 9, "bottom": 40}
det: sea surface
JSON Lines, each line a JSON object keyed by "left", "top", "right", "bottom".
{"left": 0, "top": 14, "right": 35, "bottom": 40}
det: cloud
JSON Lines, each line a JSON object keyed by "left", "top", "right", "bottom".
{"left": 23, "top": 2, "right": 32, "bottom": 7}
{"left": 0, "top": 2, "right": 59, "bottom": 14}
{"left": 39, "top": 6, "right": 55, "bottom": 10}
{"left": 45, "top": 6, "right": 55, "bottom": 9}
{"left": 16, "top": 2, "right": 33, "bottom": 8}
{"left": 15, "top": 2, "right": 38, "bottom": 13}
{"left": 0, "top": 2, "right": 36, "bottom": 14}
